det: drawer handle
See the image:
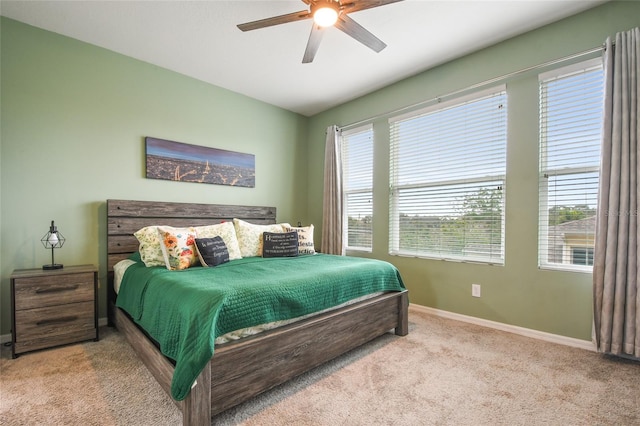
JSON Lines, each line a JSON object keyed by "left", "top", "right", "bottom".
{"left": 36, "top": 316, "right": 78, "bottom": 326}
{"left": 35, "top": 285, "right": 79, "bottom": 294}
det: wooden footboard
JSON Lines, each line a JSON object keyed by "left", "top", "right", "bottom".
{"left": 113, "top": 305, "right": 211, "bottom": 423}
{"left": 209, "top": 290, "right": 408, "bottom": 415}
{"left": 112, "top": 290, "right": 408, "bottom": 424}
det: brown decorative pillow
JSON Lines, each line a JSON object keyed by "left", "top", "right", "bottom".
{"left": 195, "top": 237, "right": 230, "bottom": 267}
{"left": 262, "top": 231, "right": 299, "bottom": 258}
{"left": 194, "top": 222, "right": 242, "bottom": 260}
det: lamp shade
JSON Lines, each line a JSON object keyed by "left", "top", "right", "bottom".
{"left": 41, "top": 220, "right": 65, "bottom": 269}
{"left": 47, "top": 232, "right": 60, "bottom": 247}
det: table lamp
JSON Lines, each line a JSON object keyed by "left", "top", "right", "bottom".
{"left": 41, "top": 220, "right": 65, "bottom": 270}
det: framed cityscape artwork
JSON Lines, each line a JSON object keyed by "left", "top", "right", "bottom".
{"left": 145, "top": 137, "right": 255, "bottom": 188}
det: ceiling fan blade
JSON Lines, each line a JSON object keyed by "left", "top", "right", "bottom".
{"left": 341, "top": 0, "right": 404, "bottom": 14}
{"left": 334, "top": 14, "right": 386, "bottom": 53}
{"left": 237, "top": 10, "right": 311, "bottom": 32}
{"left": 302, "top": 24, "right": 325, "bottom": 63}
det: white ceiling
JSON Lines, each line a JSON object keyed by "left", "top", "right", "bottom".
{"left": 0, "top": 0, "right": 607, "bottom": 116}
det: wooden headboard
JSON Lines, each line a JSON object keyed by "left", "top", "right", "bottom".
{"left": 106, "top": 199, "right": 277, "bottom": 319}
{"left": 107, "top": 199, "right": 277, "bottom": 270}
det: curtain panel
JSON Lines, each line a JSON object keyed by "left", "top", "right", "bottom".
{"left": 321, "top": 125, "right": 345, "bottom": 255}
{"left": 593, "top": 27, "right": 640, "bottom": 358}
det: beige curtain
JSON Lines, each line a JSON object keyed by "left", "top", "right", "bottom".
{"left": 593, "top": 27, "right": 640, "bottom": 358}
{"left": 321, "top": 125, "right": 344, "bottom": 255}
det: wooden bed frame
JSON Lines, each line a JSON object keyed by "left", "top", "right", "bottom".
{"left": 107, "top": 199, "right": 409, "bottom": 425}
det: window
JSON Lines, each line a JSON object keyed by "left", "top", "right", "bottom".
{"left": 571, "top": 247, "right": 594, "bottom": 266}
{"left": 341, "top": 124, "right": 374, "bottom": 251}
{"left": 538, "top": 59, "right": 603, "bottom": 271}
{"left": 389, "top": 86, "right": 507, "bottom": 263}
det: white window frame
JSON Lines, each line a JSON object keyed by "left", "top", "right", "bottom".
{"left": 538, "top": 58, "right": 603, "bottom": 272}
{"left": 341, "top": 124, "right": 374, "bottom": 252}
{"left": 388, "top": 85, "right": 507, "bottom": 264}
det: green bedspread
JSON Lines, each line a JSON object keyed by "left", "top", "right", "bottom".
{"left": 116, "top": 253, "right": 405, "bottom": 401}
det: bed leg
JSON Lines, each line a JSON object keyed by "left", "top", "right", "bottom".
{"left": 182, "top": 362, "right": 211, "bottom": 426}
{"left": 395, "top": 291, "right": 409, "bottom": 336}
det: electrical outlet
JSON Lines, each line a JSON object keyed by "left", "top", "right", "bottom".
{"left": 472, "top": 283, "right": 481, "bottom": 297}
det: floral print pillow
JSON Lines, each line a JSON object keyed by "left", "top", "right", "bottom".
{"left": 133, "top": 226, "right": 166, "bottom": 267}
{"left": 157, "top": 226, "right": 198, "bottom": 270}
{"left": 233, "top": 218, "right": 289, "bottom": 257}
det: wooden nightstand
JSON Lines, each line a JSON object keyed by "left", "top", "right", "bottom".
{"left": 10, "top": 264, "right": 98, "bottom": 358}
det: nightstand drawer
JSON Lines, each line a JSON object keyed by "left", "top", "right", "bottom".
{"left": 15, "top": 301, "right": 95, "bottom": 342}
{"left": 13, "top": 272, "right": 94, "bottom": 310}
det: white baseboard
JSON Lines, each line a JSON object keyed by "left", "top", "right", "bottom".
{"left": 409, "top": 303, "right": 595, "bottom": 352}
{"left": 3, "top": 311, "right": 593, "bottom": 352}
{"left": 1, "top": 317, "right": 110, "bottom": 345}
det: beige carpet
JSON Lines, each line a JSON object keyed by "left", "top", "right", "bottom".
{"left": 1, "top": 309, "right": 639, "bottom": 425}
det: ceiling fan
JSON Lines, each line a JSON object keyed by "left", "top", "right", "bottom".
{"left": 237, "top": 0, "right": 404, "bottom": 63}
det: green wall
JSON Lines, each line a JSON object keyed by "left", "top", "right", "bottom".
{"left": 0, "top": 17, "right": 308, "bottom": 334}
{"left": 307, "top": 1, "right": 639, "bottom": 341}
{"left": 1, "top": 2, "right": 637, "bottom": 341}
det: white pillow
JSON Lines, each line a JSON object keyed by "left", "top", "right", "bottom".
{"left": 233, "top": 218, "right": 289, "bottom": 257}
{"left": 194, "top": 222, "right": 242, "bottom": 260}
{"left": 284, "top": 224, "right": 316, "bottom": 255}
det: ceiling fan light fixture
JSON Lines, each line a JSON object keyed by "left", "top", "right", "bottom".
{"left": 312, "top": 2, "right": 339, "bottom": 27}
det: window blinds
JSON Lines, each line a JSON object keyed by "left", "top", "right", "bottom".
{"left": 341, "top": 124, "right": 374, "bottom": 251}
{"left": 538, "top": 59, "right": 603, "bottom": 271}
{"left": 389, "top": 86, "right": 507, "bottom": 263}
